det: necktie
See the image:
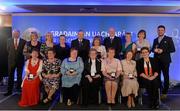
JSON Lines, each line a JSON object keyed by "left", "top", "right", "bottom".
{"left": 14, "top": 39, "right": 18, "bottom": 50}
{"left": 110, "top": 38, "right": 113, "bottom": 44}
{"left": 79, "top": 40, "right": 82, "bottom": 47}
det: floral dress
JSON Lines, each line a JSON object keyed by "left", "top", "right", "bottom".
{"left": 42, "top": 59, "right": 61, "bottom": 89}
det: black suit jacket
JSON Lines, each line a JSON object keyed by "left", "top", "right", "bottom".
{"left": 7, "top": 38, "right": 26, "bottom": 65}
{"left": 83, "top": 58, "right": 102, "bottom": 78}
{"left": 103, "top": 36, "right": 122, "bottom": 59}
{"left": 136, "top": 57, "right": 160, "bottom": 87}
{"left": 152, "top": 35, "right": 175, "bottom": 63}
{"left": 136, "top": 57, "right": 159, "bottom": 77}
{"left": 71, "top": 38, "right": 90, "bottom": 61}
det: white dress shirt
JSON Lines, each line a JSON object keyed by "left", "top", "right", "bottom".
{"left": 90, "top": 59, "right": 96, "bottom": 75}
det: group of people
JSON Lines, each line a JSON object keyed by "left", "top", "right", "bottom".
{"left": 3, "top": 25, "right": 175, "bottom": 109}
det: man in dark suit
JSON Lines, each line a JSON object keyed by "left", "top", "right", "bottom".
{"left": 71, "top": 30, "right": 90, "bottom": 61}
{"left": 4, "top": 30, "right": 26, "bottom": 96}
{"left": 152, "top": 25, "right": 175, "bottom": 99}
{"left": 104, "top": 27, "right": 122, "bottom": 59}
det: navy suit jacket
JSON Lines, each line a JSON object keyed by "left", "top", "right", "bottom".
{"left": 152, "top": 35, "right": 175, "bottom": 63}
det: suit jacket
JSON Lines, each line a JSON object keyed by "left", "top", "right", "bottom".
{"left": 83, "top": 58, "right": 102, "bottom": 78}
{"left": 71, "top": 38, "right": 90, "bottom": 61}
{"left": 7, "top": 38, "right": 26, "bottom": 65}
{"left": 136, "top": 57, "right": 159, "bottom": 77}
{"left": 152, "top": 35, "right": 175, "bottom": 63}
{"left": 136, "top": 57, "right": 160, "bottom": 88}
{"left": 103, "top": 36, "right": 122, "bottom": 59}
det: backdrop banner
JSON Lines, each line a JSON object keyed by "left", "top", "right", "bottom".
{"left": 12, "top": 14, "right": 180, "bottom": 81}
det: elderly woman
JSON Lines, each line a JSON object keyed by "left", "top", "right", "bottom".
{"left": 135, "top": 30, "right": 150, "bottom": 60}
{"left": 121, "top": 32, "right": 136, "bottom": 59}
{"left": 42, "top": 48, "right": 61, "bottom": 104}
{"left": 19, "top": 48, "right": 42, "bottom": 107}
{"left": 23, "top": 31, "right": 41, "bottom": 60}
{"left": 40, "top": 32, "right": 54, "bottom": 59}
{"left": 92, "top": 36, "right": 107, "bottom": 59}
{"left": 55, "top": 34, "right": 70, "bottom": 61}
{"left": 61, "top": 48, "right": 84, "bottom": 106}
{"left": 82, "top": 48, "right": 102, "bottom": 106}
{"left": 136, "top": 47, "right": 160, "bottom": 109}
{"left": 121, "top": 50, "right": 139, "bottom": 108}
{"left": 102, "top": 47, "right": 122, "bottom": 105}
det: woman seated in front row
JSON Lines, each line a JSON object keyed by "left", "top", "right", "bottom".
{"left": 136, "top": 47, "right": 160, "bottom": 109}
{"left": 82, "top": 48, "right": 102, "bottom": 106}
{"left": 61, "top": 48, "right": 84, "bottom": 106}
{"left": 19, "top": 48, "right": 42, "bottom": 107}
{"left": 101, "top": 47, "right": 122, "bottom": 105}
{"left": 121, "top": 50, "right": 139, "bottom": 108}
{"left": 41, "top": 48, "right": 61, "bottom": 104}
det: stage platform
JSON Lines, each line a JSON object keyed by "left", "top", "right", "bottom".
{"left": 0, "top": 84, "right": 180, "bottom": 110}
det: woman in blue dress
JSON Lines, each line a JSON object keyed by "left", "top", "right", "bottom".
{"left": 61, "top": 48, "right": 84, "bottom": 106}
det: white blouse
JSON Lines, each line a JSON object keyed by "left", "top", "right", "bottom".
{"left": 136, "top": 39, "right": 150, "bottom": 51}
{"left": 90, "top": 59, "right": 97, "bottom": 75}
{"left": 92, "top": 45, "right": 107, "bottom": 59}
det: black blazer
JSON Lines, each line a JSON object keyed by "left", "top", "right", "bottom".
{"left": 136, "top": 57, "right": 159, "bottom": 77}
{"left": 83, "top": 58, "right": 102, "bottom": 78}
{"left": 55, "top": 43, "right": 70, "bottom": 61}
{"left": 152, "top": 35, "right": 175, "bottom": 63}
{"left": 7, "top": 38, "right": 26, "bottom": 65}
{"left": 103, "top": 36, "right": 122, "bottom": 59}
{"left": 136, "top": 57, "right": 160, "bottom": 88}
{"left": 71, "top": 38, "right": 90, "bottom": 61}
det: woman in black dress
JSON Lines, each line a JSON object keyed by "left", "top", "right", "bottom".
{"left": 55, "top": 35, "right": 70, "bottom": 61}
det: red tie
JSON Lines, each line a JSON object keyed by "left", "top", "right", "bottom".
{"left": 14, "top": 39, "right": 18, "bottom": 50}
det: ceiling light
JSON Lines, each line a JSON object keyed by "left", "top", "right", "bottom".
{"left": 0, "top": 5, "right": 6, "bottom": 11}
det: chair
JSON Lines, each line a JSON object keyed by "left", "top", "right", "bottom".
{"left": 138, "top": 88, "right": 161, "bottom": 105}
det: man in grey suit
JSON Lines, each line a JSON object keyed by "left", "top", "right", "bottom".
{"left": 4, "top": 30, "right": 26, "bottom": 96}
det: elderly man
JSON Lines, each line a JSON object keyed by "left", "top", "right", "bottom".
{"left": 104, "top": 27, "right": 122, "bottom": 59}
{"left": 4, "top": 29, "right": 26, "bottom": 96}
{"left": 71, "top": 30, "right": 90, "bottom": 62}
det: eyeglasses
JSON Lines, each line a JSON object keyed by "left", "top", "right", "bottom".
{"left": 141, "top": 51, "right": 149, "bottom": 54}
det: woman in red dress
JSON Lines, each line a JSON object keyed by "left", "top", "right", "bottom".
{"left": 19, "top": 48, "right": 42, "bottom": 107}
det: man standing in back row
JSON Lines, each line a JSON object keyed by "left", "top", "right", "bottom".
{"left": 104, "top": 27, "right": 122, "bottom": 59}
{"left": 71, "top": 30, "right": 90, "bottom": 62}
{"left": 152, "top": 25, "right": 175, "bottom": 99}
{"left": 4, "top": 30, "right": 26, "bottom": 96}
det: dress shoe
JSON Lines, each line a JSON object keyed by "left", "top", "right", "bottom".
{"left": 152, "top": 104, "right": 160, "bottom": 109}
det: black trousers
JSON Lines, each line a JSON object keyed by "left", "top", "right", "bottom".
{"left": 62, "top": 84, "right": 80, "bottom": 103}
{"left": 159, "top": 61, "right": 170, "bottom": 94}
{"left": 7, "top": 62, "right": 24, "bottom": 92}
{"left": 0, "top": 75, "right": 3, "bottom": 83}
{"left": 140, "top": 77, "right": 159, "bottom": 106}
{"left": 82, "top": 77, "right": 101, "bottom": 105}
